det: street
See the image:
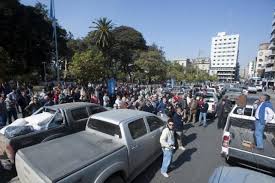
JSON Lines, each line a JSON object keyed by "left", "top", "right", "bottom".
{"left": 1, "top": 92, "right": 275, "bottom": 183}
{"left": 133, "top": 92, "right": 275, "bottom": 183}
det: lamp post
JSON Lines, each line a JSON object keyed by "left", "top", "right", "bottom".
{"left": 42, "top": 62, "right": 46, "bottom": 82}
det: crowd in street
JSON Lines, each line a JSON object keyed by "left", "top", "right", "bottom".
{"left": 0, "top": 82, "right": 231, "bottom": 129}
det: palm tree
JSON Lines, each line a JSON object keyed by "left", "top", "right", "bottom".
{"left": 91, "top": 17, "right": 114, "bottom": 54}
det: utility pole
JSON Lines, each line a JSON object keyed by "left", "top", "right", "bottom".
{"left": 42, "top": 62, "right": 46, "bottom": 82}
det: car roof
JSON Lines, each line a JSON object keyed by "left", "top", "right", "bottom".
{"left": 90, "top": 109, "right": 154, "bottom": 125}
{"left": 45, "top": 102, "right": 99, "bottom": 110}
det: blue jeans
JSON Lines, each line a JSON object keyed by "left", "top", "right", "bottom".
{"left": 0, "top": 114, "right": 7, "bottom": 126}
{"left": 255, "top": 120, "right": 265, "bottom": 149}
{"left": 161, "top": 148, "right": 173, "bottom": 173}
{"left": 199, "top": 112, "right": 207, "bottom": 126}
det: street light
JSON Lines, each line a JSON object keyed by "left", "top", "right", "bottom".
{"left": 42, "top": 62, "right": 46, "bottom": 82}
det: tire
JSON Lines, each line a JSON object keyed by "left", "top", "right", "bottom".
{"left": 225, "top": 156, "right": 236, "bottom": 166}
{"left": 105, "top": 175, "right": 124, "bottom": 183}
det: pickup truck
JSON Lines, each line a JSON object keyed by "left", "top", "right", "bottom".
{"left": 221, "top": 96, "right": 275, "bottom": 172}
{"left": 15, "top": 109, "right": 165, "bottom": 183}
{"left": 0, "top": 102, "right": 107, "bottom": 170}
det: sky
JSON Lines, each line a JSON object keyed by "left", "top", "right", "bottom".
{"left": 21, "top": 0, "right": 275, "bottom": 68}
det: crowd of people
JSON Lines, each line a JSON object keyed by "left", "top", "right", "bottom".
{"left": 0, "top": 82, "right": 230, "bottom": 129}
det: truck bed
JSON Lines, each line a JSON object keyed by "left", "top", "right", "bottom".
{"left": 228, "top": 118, "right": 275, "bottom": 169}
{"left": 16, "top": 131, "right": 124, "bottom": 182}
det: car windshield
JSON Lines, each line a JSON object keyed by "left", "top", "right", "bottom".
{"left": 87, "top": 119, "right": 122, "bottom": 138}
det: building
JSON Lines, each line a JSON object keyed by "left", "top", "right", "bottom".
{"left": 209, "top": 32, "right": 240, "bottom": 81}
{"left": 173, "top": 58, "right": 192, "bottom": 67}
{"left": 192, "top": 57, "right": 210, "bottom": 73}
{"left": 247, "top": 60, "right": 256, "bottom": 78}
{"left": 265, "top": 11, "right": 275, "bottom": 80}
{"left": 255, "top": 43, "right": 270, "bottom": 78}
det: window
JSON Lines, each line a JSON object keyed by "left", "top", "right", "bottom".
{"left": 146, "top": 116, "right": 164, "bottom": 131}
{"left": 128, "top": 118, "right": 147, "bottom": 139}
{"left": 87, "top": 119, "right": 121, "bottom": 138}
{"left": 71, "top": 108, "right": 89, "bottom": 121}
{"left": 258, "top": 64, "right": 262, "bottom": 67}
{"left": 217, "top": 63, "right": 220, "bottom": 65}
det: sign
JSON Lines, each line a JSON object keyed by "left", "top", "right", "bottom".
{"left": 108, "top": 78, "right": 116, "bottom": 95}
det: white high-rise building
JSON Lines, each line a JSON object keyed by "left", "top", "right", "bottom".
{"left": 210, "top": 32, "right": 240, "bottom": 81}
{"left": 255, "top": 43, "right": 270, "bottom": 77}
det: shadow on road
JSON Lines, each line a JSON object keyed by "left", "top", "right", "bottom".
{"left": 183, "top": 133, "right": 197, "bottom": 146}
{"left": 169, "top": 147, "right": 197, "bottom": 172}
{"left": 132, "top": 156, "right": 162, "bottom": 183}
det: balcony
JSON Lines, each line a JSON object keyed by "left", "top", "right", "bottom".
{"left": 271, "top": 34, "right": 275, "bottom": 42}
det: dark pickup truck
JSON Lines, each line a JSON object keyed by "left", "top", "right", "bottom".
{"left": 0, "top": 102, "right": 107, "bottom": 170}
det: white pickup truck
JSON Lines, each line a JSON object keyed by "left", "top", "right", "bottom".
{"left": 14, "top": 109, "right": 166, "bottom": 183}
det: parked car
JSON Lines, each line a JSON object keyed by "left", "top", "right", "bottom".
{"left": 204, "top": 92, "right": 218, "bottom": 117}
{"left": 0, "top": 102, "right": 107, "bottom": 170}
{"left": 221, "top": 96, "right": 275, "bottom": 172}
{"left": 207, "top": 87, "right": 221, "bottom": 99}
{"left": 247, "top": 85, "right": 257, "bottom": 93}
{"left": 209, "top": 166, "right": 275, "bottom": 183}
{"left": 224, "top": 88, "right": 242, "bottom": 104}
{"left": 15, "top": 109, "right": 166, "bottom": 183}
{"left": 256, "top": 85, "right": 263, "bottom": 92}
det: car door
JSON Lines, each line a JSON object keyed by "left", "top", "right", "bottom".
{"left": 126, "top": 117, "right": 152, "bottom": 174}
{"left": 70, "top": 107, "right": 89, "bottom": 132}
{"left": 145, "top": 116, "right": 165, "bottom": 156}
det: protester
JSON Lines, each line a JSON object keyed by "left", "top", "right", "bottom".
{"left": 188, "top": 96, "right": 198, "bottom": 123}
{"left": 160, "top": 118, "right": 176, "bottom": 178}
{"left": 5, "top": 94, "right": 18, "bottom": 124}
{"left": 0, "top": 95, "right": 7, "bottom": 127}
{"left": 173, "top": 107, "right": 186, "bottom": 151}
{"left": 254, "top": 94, "right": 273, "bottom": 149}
{"left": 217, "top": 96, "right": 231, "bottom": 129}
{"left": 199, "top": 98, "right": 209, "bottom": 127}
{"left": 25, "top": 96, "right": 42, "bottom": 115}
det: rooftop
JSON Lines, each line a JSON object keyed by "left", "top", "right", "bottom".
{"left": 91, "top": 109, "right": 154, "bottom": 125}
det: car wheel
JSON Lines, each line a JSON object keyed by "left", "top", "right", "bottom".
{"left": 225, "top": 156, "right": 236, "bottom": 166}
{"left": 105, "top": 175, "right": 124, "bottom": 183}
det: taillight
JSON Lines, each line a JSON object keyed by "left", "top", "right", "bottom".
{"left": 6, "top": 144, "right": 15, "bottom": 163}
{"left": 222, "top": 135, "right": 230, "bottom": 148}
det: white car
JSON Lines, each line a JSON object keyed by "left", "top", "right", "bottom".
{"left": 207, "top": 87, "right": 221, "bottom": 98}
{"left": 204, "top": 92, "right": 218, "bottom": 117}
{"left": 256, "top": 85, "right": 262, "bottom": 91}
{"left": 247, "top": 86, "right": 257, "bottom": 93}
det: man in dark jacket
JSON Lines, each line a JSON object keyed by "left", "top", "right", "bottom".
{"left": 172, "top": 107, "right": 186, "bottom": 151}
{"left": 199, "top": 98, "right": 209, "bottom": 127}
{"left": 0, "top": 94, "right": 7, "bottom": 127}
{"left": 217, "top": 96, "right": 231, "bottom": 129}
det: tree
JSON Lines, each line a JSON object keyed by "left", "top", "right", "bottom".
{"left": 111, "top": 26, "right": 147, "bottom": 80}
{"left": 90, "top": 17, "right": 114, "bottom": 77}
{"left": 0, "top": 1, "right": 69, "bottom": 81}
{"left": 134, "top": 49, "right": 167, "bottom": 84}
{"left": 68, "top": 47, "right": 106, "bottom": 83}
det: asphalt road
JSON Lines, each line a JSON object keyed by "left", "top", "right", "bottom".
{"left": 133, "top": 91, "right": 275, "bottom": 183}
{"left": 1, "top": 91, "right": 275, "bottom": 183}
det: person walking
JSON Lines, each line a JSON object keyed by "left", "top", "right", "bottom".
{"left": 160, "top": 118, "right": 176, "bottom": 178}
{"left": 25, "top": 96, "right": 42, "bottom": 115}
{"left": 188, "top": 96, "right": 197, "bottom": 123}
{"left": 254, "top": 94, "right": 273, "bottom": 149}
{"left": 199, "top": 98, "right": 209, "bottom": 127}
{"left": 173, "top": 107, "right": 186, "bottom": 151}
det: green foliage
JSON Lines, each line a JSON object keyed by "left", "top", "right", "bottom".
{"left": 0, "top": 1, "right": 69, "bottom": 80}
{"left": 134, "top": 49, "right": 167, "bottom": 83}
{"left": 69, "top": 47, "right": 106, "bottom": 83}
{"left": 91, "top": 17, "right": 114, "bottom": 53}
